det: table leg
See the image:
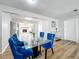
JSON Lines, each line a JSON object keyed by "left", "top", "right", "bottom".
{"left": 29, "top": 56, "right": 30, "bottom": 59}
{"left": 39, "top": 45, "right": 42, "bottom": 55}
{"left": 51, "top": 48, "right": 54, "bottom": 54}
{"left": 45, "top": 49, "right": 47, "bottom": 59}
{"left": 32, "top": 46, "right": 39, "bottom": 57}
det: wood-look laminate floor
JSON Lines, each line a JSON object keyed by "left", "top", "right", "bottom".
{"left": 0, "top": 40, "right": 79, "bottom": 59}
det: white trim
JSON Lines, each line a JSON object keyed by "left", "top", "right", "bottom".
{"left": 0, "top": 44, "right": 8, "bottom": 54}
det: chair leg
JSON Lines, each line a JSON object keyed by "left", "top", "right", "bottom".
{"left": 29, "top": 56, "right": 30, "bottom": 59}
{"left": 40, "top": 45, "right": 41, "bottom": 51}
{"left": 45, "top": 49, "right": 47, "bottom": 59}
{"left": 32, "top": 55, "right": 34, "bottom": 59}
{"left": 51, "top": 48, "right": 54, "bottom": 54}
{"left": 40, "top": 45, "right": 42, "bottom": 55}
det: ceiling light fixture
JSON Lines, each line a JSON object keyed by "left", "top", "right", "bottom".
{"left": 26, "top": 0, "right": 37, "bottom": 5}
{"left": 24, "top": 17, "right": 32, "bottom": 20}
{"left": 73, "top": 9, "right": 78, "bottom": 12}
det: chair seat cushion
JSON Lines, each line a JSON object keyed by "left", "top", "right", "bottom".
{"left": 42, "top": 42, "right": 53, "bottom": 49}
{"left": 18, "top": 47, "right": 33, "bottom": 57}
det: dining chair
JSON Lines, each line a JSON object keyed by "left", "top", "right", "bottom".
{"left": 42, "top": 33, "right": 55, "bottom": 59}
{"left": 8, "top": 35, "right": 33, "bottom": 59}
{"left": 40, "top": 32, "right": 45, "bottom": 38}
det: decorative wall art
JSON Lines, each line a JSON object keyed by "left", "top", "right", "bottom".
{"left": 51, "top": 21, "right": 56, "bottom": 28}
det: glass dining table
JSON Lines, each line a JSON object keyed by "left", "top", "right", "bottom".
{"left": 23, "top": 38, "right": 51, "bottom": 58}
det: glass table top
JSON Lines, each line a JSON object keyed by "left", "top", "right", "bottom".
{"left": 23, "top": 38, "right": 51, "bottom": 49}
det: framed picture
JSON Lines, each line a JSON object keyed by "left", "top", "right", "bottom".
{"left": 51, "top": 21, "right": 56, "bottom": 28}
{"left": 22, "top": 29, "right": 27, "bottom": 32}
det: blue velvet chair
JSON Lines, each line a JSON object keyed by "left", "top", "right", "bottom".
{"left": 40, "top": 32, "right": 45, "bottom": 38}
{"left": 12, "top": 34, "right": 24, "bottom": 46}
{"left": 8, "top": 36, "right": 33, "bottom": 59}
{"left": 47, "top": 33, "right": 55, "bottom": 43}
{"left": 42, "top": 33, "right": 55, "bottom": 59}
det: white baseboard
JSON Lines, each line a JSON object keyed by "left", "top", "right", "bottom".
{"left": 0, "top": 44, "right": 8, "bottom": 54}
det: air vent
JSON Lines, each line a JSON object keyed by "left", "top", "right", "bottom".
{"left": 73, "top": 9, "right": 78, "bottom": 12}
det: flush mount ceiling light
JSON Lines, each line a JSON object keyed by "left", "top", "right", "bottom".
{"left": 26, "top": 0, "right": 38, "bottom": 5}
{"left": 24, "top": 17, "right": 32, "bottom": 20}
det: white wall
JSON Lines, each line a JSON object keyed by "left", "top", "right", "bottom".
{"left": 64, "top": 18, "right": 79, "bottom": 43}
{"left": 10, "top": 22, "right": 17, "bottom": 36}
{"left": 38, "top": 21, "right": 50, "bottom": 39}
{"left": 78, "top": 19, "right": 79, "bottom": 42}
{"left": 64, "top": 19, "right": 76, "bottom": 41}
{"left": 2, "top": 12, "right": 11, "bottom": 53}
{"left": 57, "top": 20, "right": 64, "bottom": 39}
{"left": 38, "top": 20, "right": 58, "bottom": 40}
{"left": 0, "top": 11, "right": 2, "bottom": 53}
{"left": 76, "top": 18, "right": 79, "bottom": 43}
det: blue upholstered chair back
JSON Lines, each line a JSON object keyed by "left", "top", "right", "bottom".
{"left": 47, "top": 33, "right": 55, "bottom": 42}
{"left": 40, "top": 32, "right": 45, "bottom": 38}
{"left": 13, "top": 34, "right": 18, "bottom": 41}
{"left": 42, "top": 33, "right": 55, "bottom": 49}
{"left": 8, "top": 37, "right": 18, "bottom": 57}
{"left": 13, "top": 34, "right": 24, "bottom": 47}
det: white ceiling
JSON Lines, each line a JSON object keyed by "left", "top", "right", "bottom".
{"left": 0, "top": 0, "right": 79, "bottom": 19}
